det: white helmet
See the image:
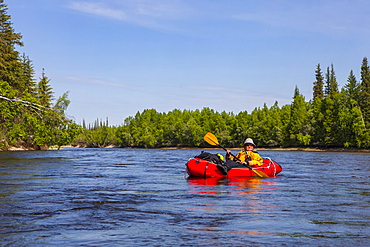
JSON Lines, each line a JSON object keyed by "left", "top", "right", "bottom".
{"left": 244, "top": 138, "right": 256, "bottom": 147}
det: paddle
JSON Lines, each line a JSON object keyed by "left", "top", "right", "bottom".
{"left": 203, "top": 132, "right": 269, "bottom": 178}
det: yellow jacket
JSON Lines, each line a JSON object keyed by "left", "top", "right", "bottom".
{"left": 227, "top": 150, "right": 263, "bottom": 166}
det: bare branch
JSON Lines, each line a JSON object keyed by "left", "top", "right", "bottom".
{"left": 0, "top": 94, "right": 53, "bottom": 112}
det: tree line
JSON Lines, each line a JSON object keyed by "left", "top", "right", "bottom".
{"left": 74, "top": 57, "right": 370, "bottom": 149}
{"left": 1, "top": 0, "right": 369, "bottom": 150}
{"left": 0, "top": 0, "right": 80, "bottom": 150}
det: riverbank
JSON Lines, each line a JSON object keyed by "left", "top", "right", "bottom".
{"left": 258, "top": 147, "right": 370, "bottom": 152}
{"left": 171, "top": 147, "right": 370, "bottom": 152}
{"left": 2, "top": 145, "right": 369, "bottom": 153}
{"left": 2, "top": 138, "right": 369, "bottom": 153}
{"left": 1, "top": 141, "right": 48, "bottom": 151}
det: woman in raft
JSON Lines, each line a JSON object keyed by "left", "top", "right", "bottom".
{"left": 217, "top": 138, "right": 263, "bottom": 175}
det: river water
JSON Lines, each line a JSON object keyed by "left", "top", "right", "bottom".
{"left": 0, "top": 148, "right": 369, "bottom": 246}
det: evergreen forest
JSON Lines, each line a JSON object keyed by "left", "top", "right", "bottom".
{"left": 0, "top": 1, "right": 80, "bottom": 150}
{"left": 1, "top": 0, "right": 369, "bottom": 150}
{"left": 74, "top": 59, "right": 370, "bottom": 149}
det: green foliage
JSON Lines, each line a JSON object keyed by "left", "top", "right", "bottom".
{"left": 0, "top": 1, "right": 80, "bottom": 150}
{"left": 359, "top": 57, "right": 370, "bottom": 128}
{"left": 54, "top": 91, "right": 70, "bottom": 115}
{"left": 343, "top": 70, "right": 360, "bottom": 103}
{"left": 313, "top": 63, "right": 324, "bottom": 100}
{"left": 3, "top": 0, "right": 367, "bottom": 150}
{"left": 286, "top": 86, "right": 310, "bottom": 146}
{"left": 77, "top": 58, "right": 370, "bottom": 149}
{"left": 325, "top": 64, "right": 339, "bottom": 97}
{"left": 36, "top": 68, "right": 54, "bottom": 107}
{"left": 73, "top": 126, "right": 116, "bottom": 148}
{"left": 0, "top": 0, "right": 23, "bottom": 87}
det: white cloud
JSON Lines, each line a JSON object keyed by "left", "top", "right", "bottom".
{"left": 65, "top": 75, "right": 128, "bottom": 88}
{"left": 66, "top": 0, "right": 370, "bottom": 39}
{"left": 232, "top": 0, "right": 370, "bottom": 35}
{"left": 68, "top": 2, "right": 127, "bottom": 20}
{"left": 67, "top": 0, "right": 196, "bottom": 31}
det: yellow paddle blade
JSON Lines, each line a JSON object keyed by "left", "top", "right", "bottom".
{"left": 204, "top": 132, "right": 219, "bottom": 146}
{"left": 252, "top": 169, "right": 269, "bottom": 178}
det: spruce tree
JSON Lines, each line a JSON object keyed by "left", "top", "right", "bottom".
{"left": 329, "top": 64, "right": 339, "bottom": 95}
{"left": 19, "top": 54, "right": 37, "bottom": 95}
{"left": 337, "top": 70, "right": 362, "bottom": 147}
{"left": 343, "top": 70, "right": 360, "bottom": 103}
{"left": 0, "top": 0, "right": 23, "bottom": 89}
{"left": 324, "top": 64, "right": 339, "bottom": 97}
{"left": 359, "top": 57, "right": 370, "bottom": 128}
{"left": 322, "top": 64, "right": 341, "bottom": 146}
{"left": 0, "top": 0, "right": 81, "bottom": 150}
{"left": 37, "top": 68, "right": 54, "bottom": 107}
{"left": 324, "top": 66, "right": 331, "bottom": 97}
{"left": 313, "top": 63, "right": 324, "bottom": 100}
{"left": 287, "top": 86, "right": 310, "bottom": 146}
{"left": 311, "top": 64, "right": 325, "bottom": 146}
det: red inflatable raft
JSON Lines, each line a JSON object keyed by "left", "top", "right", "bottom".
{"left": 186, "top": 157, "right": 282, "bottom": 178}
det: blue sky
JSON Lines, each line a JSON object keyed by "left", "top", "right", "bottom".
{"left": 7, "top": 0, "right": 370, "bottom": 126}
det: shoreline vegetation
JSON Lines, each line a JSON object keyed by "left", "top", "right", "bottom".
{"left": 1, "top": 1, "right": 370, "bottom": 152}
{"left": 1, "top": 1, "right": 80, "bottom": 152}
{"left": 3, "top": 144, "right": 369, "bottom": 153}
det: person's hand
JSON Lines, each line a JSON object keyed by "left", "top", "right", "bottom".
{"left": 240, "top": 160, "right": 248, "bottom": 165}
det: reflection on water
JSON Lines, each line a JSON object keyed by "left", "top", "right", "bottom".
{"left": 0, "top": 149, "right": 369, "bottom": 246}
{"left": 186, "top": 176, "right": 282, "bottom": 240}
{"left": 187, "top": 177, "right": 267, "bottom": 195}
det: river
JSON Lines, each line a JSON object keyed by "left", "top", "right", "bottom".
{"left": 0, "top": 148, "right": 369, "bottom": 246}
